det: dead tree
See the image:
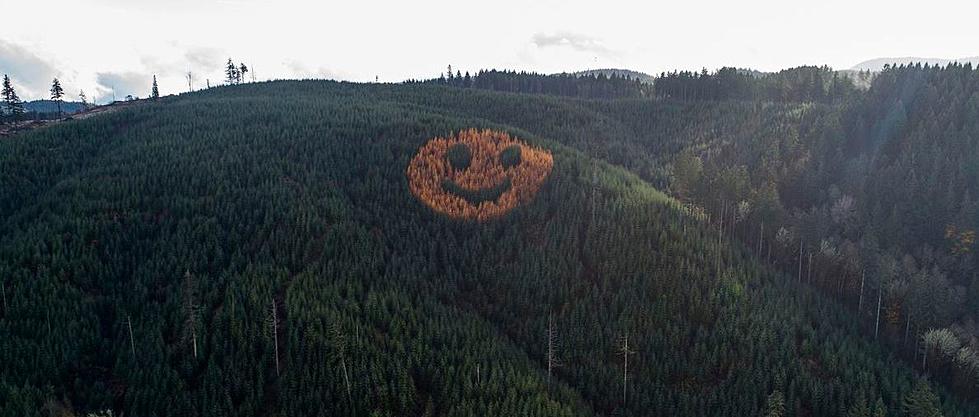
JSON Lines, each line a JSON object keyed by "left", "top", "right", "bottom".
{"left": 757, "top": 223, "right": 764, "bottom": 255}
{"left": 127, "top": 315, "right": 136, "bottom": 361}
{"left": 332, "top": 324, "right": 353, "bottom": 407}
{"left": 1, "top": 281, "right": 7, "bottom": 314}
{"left": 797, "top": 240, "right": 803, "bottom": 283}
{"left": 874, "top": 280, "right": 883, "bottom": 339}
{"left": 268, "top": 298, "right": 280, "bottom": 376}
{"left": 858, "top": 270, "right": 866, "bottom": 312}
{"left": 182, "top": 270, "right": 200, "bottom": 359}
{"left": 186, "top": 72, "right": 194, "bottom": 92}
{"left": 807, "top": 252, "right": 813, "bottom": 283}
{"left": 617, "top": 334, "right": 636, "bottom": 406}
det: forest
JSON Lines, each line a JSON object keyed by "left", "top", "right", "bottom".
{"left": 1, "top": 64, "right": 978, "bottom": 417}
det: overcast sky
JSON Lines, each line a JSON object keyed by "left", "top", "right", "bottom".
{"left": 2, "top": 0, "right": 977, "bottom": 102}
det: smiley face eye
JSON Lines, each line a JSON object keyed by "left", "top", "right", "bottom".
{"left": 446, "top": 143, "right": 471, "bottom": 170}
{"left": 499, "top": 145, "right": 522, "bottom": 169}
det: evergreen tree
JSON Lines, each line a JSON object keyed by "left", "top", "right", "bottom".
{"left": 763, "top": 390, "right": 786, "bottom": 417}
{"left": 151, "top": 75, "right": 160, "bottom": 99}
{"left": 2, "top": 74, "right": 25, "bottom": 121}
{"left": 225, "top": 58, "right": 239, "bottom": 85}
{"left": 239, "top": 63, "right": 248, "bottom": 84}
{"left": 50, "top": 78, "right": 64, "bottom": 116}
{"left": 902, "top": 381, "right": 943, "bottom": 417}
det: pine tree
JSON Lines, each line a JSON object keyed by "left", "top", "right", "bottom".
{"left": 225, "top": 59, "right": 239, "bottom": 85}
{"left": 902, "top": 380, "right": 943, "bottom": 417}
{"left": 50, "top": 78, "right": 64, "bottom": 116}
{"left": 238, "top": 63, "right": 248, "bottom": 84}
{"left": 2, "top": 74, "right": 25, "bottom": 121}
{"left": 151, "top": 75, "right": 160, "bottom": 99}
{"left": 763, "top": 390, "right": 786, "bottom": 417}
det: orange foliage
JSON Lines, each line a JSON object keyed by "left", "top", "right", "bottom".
{"left": 407, "top": 129, "right": 554, "bottom": 221}
{"left": 946, "top": 225, "right": 976, "bottom": 255}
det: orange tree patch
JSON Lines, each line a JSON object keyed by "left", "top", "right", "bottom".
{"left": 407, "top": 129, "right": 554, "bottom": 221}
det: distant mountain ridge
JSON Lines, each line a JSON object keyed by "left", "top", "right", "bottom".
{"left": 23, "top": 100, "right": 87, "bottom": 114}
{"left": 852, "top": 56, "right": 979, "bottom": 71}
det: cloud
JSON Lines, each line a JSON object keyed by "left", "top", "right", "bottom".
{"left": 283, "top": 60, "right": 349, "bottom": 81}
{"left": 531, "top": 32, "right": 618, "bottom": 57}
{"left": 0, "top": 39, "right": 59, "bottom": 99}
{"left": 185, "top": 46, "right": 224, "bottom": 72}
{"left": 95, "top": 71, "right": 151, "bottom": 101}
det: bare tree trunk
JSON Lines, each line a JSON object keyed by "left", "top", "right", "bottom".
{"left": 128, "top": 315, "right": 136, "bottom": 361}
{"left": 858, "top": 270, "right": 865, "bottom": 312}
{"left": 333, "top": 325, "right": 353, "bottom": 408}
{"left": 874, "top": 282, "right": 882, "bottom": 339}
{"left": 807, "top": 252, "right": 813, "bottom": 284}
{"left": 767, "top": 238, "right": 772, "bottom": 264}
{"left": 797, "top": 240, "right": 803, "bottom": 283}
{"left": 618, "top": 334, "right": 635, "bottom": 406}
{"left": 904, "top": 308, "right": 912, "bottom": 346}
{"left": 1, "top": 281, "right": 7, "bottom": 314}
{"left": 546, "top": 315, "right": 560, "bottom": 383}
{"left": 270, "top": 299, "right": 280, "bottom": 376}
{"left": 758, "top": 222, "right": 764, "bottom": 255}
{"left": 922, "top": 343, "right": 927, "bottom": 371}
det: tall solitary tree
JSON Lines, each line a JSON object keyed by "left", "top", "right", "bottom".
{"left": 2, "top": 75, "right": 25, "bottom": 121}
{"left": 225, "top": 58, "right": 239, "bottom": 85}
{"left": 238, "top": 63, "right": 248, "bottom": 84}
{"left": 151, "top": 75, "right": 160, "bottom": 99}
{"left": 50, "top": 78, "right": 65, "bottom": 116}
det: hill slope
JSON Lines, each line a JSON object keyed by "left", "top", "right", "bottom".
{"left": 0, "top": 81, "right": 972, "bottom": 416}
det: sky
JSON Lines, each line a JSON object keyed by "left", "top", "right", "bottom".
{"left": 2, "top": 0, "right": 978, "bottom": 102}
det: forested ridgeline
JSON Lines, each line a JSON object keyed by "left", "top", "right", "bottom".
{"left": 420, "top": 65, "right": 865, "bottom": 103}
{"left": 0, "top": 80, "right": 971, "bottom": 416}
{"left": 374, "top": 63, "right": 979, "bottom": 399}
{"left": 416, "top": 68, "right": 653, "bottom": 99}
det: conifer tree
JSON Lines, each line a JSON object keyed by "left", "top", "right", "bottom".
{"left": 2, "top": 74, "right": 25, "bottom": 121}
{"left": 902, "top": 380, "right": 943, "bottom": 417}
{"left": 238, "top": 63, "right": 248, "bottom": 84}
{"left": 151, "top": 75, "right": 160, "bottom": 99}
{"left": 225, "top": 58, "right": 239, "bottom": 85}
{"left": 50, "top": 78, "right": 64, "bottom": 116}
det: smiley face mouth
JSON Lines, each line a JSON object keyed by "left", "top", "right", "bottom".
{"left": 441, "top": 178, "right": 513, "bottom": 205}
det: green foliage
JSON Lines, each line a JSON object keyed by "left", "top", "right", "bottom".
{"left": 902, "top": 381, "right": 943, "bottom": 417}
{"left": 764, "top": 390, "right": 786, "bottom": 417}
{"left": 0, "top": 78, "right": 976, "bottom": 417}
{"left": 499, "top": 145, "right": 521, "bottom": 169}
{"left": 446, "top": 142, "right": 471, "bottom": 170}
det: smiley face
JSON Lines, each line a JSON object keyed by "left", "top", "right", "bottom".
{"left": 407, "top": 129, "right": 554, "bottom": 221}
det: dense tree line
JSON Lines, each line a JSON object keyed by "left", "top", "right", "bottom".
{"left": 1, "top": 79, "right": 974, "bottom": 416}
{"left": 653, "top": 66, "right": 860, "bottom": 103}
{"left": 420, "top": 68, "right": 653, "bottom": 99}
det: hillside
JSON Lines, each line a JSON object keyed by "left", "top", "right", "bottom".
{"left": 0, "top": 80, "right": 974, "bottom": 417}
